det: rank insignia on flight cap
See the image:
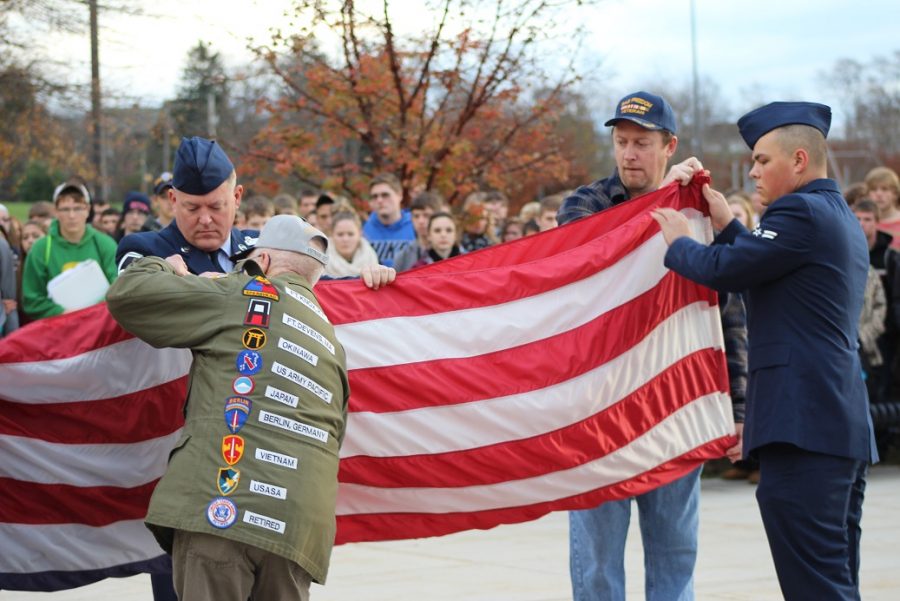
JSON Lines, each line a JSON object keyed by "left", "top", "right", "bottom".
{"left": 222, "top": 434, "right": 245, "bottom": 465}
{"left": 206, "top": 497, "right": 238, "bottom": 529}
{"left": 242, "top": 328, "right": 267, "bottom": 350}
{"left": 243, "top": 276, "right": 280, "bottom": 301}
{"left": 236, "top": 350, "right": 263, "bottom": 376}
{"left": 217, "top": 467, "right": 241, "bottom": 496}
{"left": 232, "top": 375, "right": 254, "bottom": 395}
{"left": 244, "top": 298, "right": 271, "bottom": 328}
{"left": 224, "top": 396, "right": 252, "bottom": 434}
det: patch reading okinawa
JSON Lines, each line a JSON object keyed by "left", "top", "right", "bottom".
{"left": 242, "top": 276, "right": 280, "bottom": 301}
{"left": 284, "top": 286, "right": 330, "bottom": 323}
{"left": 276, "top": 337, "right": 318, "bottom": 366}
{"left": 281, "top": 313, "right": 335, "bottom": 355}
{"left": 206, "top": 497, "right": 237, "bottom": 529}
{"left": 271, "top": 360, "right": 333, "bottom": 404}
{"left": 257, "top": 409, "right": 329, "bottom": 443}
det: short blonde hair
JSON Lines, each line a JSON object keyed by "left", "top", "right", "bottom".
{"left": 865, "top": 166, "right": 900, "bottom": 197}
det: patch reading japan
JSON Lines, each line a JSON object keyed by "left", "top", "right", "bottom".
{"left": 282, "top": 313, "right": 335, "bottom": 355}
{"left": 243, "top": 510, "right": 285, "bottom": 534}
{"left": 242, "top": 328, "right": 267, "bottom": 350}
{"left": 284, "top": 286, "right": 330, "bottom": 323}
{"left": 224, "top": 396, "right": 252, "bottom": 434}
{"left": 271, "top": 360, "right": 333, "bottom": 404}
{"left": 244, "top": 298, "right": 272, "bottom": 328}
{"left": 257, "top": 409, "right": 329, "bottom": 443}
{"left": 222, "top": 435, "right": 245, "bottom": 465}
{"left": 236, "top": 350, "right": 263, "bottom": 376}
{"left": 232, "top": 376, "right": 254, "bottom": 395}
{"left": 242, "top": 276, "right": 280, "bottom": 301}
{"left": 217, "top": 467, "right": 241, "bottom": 496}
{"left": 206, "top": 497, "right": 237, "bottom": 529}
{"left": 254, "top": 447, "right": 298, "bottom": 470}
{"left": 264, "top": 384, "right": 299, "bottom": 408}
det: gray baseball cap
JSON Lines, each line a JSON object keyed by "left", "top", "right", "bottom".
{"left": 256, "top": 214, "right": 329, "bottom": 266}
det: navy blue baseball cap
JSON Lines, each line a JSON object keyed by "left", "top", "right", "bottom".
{"left": 153, "top": 171, "right": 174, "bottom": 196}
{"left": 737, "top": 101, "right": 831, "bottom": 149}
{"left": 605, "top": 91, "right": 677, "bottom": 134}
{"left": 172, "top": 137, "right": 235, "bottom": 195}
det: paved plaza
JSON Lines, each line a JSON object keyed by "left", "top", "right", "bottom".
{"left": 7, "top": 465, "right": 899, "bottom": 600}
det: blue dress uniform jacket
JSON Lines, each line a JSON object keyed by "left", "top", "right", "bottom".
{"left": 665, "top": 178, "right": 876, "bottom": 463}
{"left": 116, "top": 221, "right": 257, "bottom": 274}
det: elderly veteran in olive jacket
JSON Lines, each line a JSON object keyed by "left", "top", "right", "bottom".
{"left": 107, "top": 215, "right": 348, "bottom": 601}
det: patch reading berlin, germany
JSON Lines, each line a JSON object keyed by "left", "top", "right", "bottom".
{"left": 281, "top": 314, "right": 335, "bottom": 355}
{"left": 258, "top": 409, "right": 329, "bottom": 443}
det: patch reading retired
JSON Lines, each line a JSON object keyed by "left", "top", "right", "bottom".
{"left": 207, "top": 497, "right": 237, "bottom": 529}
{"left": 224, "top": 396, "right": 252, "bottom": 434}
{"left": 258, "top": 409, "right": 329, "bottom": 443}
{"left": 249, "top": 479, "right": 287, "bottom": 501}
{"left": 284, "top": 286, "right": 330, "bottom": 323}
{"left": 243, "top": 510, "right": 285, "bottom": 534}
{"left": 244, "top": 298, "right": 271, "bottom": 328}
{"left": 282, "top": 313, "right": 335, "bottom": 355}
{"left": 271, "top": 360, "right": 333, "bottom": 404}
{"left": 242, "top": 276, "right": 280, "bottom": 301}
{"left": 222, "top": 435, "right": 244, "bottom": 465}
{"left": 265, "top": 384, "right": 299, "bottom": 408}
{"left": 242, "top": 328, "right": 267, "bottom": 350}
{"left": 277, "top": 336, "right": 318, "bottom": 366}
{"left": 217, "top": 467, "right": 240, "bottom": 496}
{"left": 254, "top": 447, "right": 298, "bottom": 470}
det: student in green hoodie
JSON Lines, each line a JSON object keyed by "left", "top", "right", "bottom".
{"left": 22, "top": 179, "right": 117, "bottom": 320}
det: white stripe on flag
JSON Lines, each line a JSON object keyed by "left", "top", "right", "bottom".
{"left": 0, "top": 339, "right": 191, "bottom": 404}
{"left": 0, "top": 520, "right": 165, "bottom": 573}
{"left": 340, "top": 302, "right": 721, "bottom": 458}
{"left": 336, "top": 393, "right": 731, "bottom": 515}
{"left": 0, "top": 430, "right": 182, "bottom": 486}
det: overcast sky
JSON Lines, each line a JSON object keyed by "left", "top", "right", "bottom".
{"left": 36, "top": 0, "right": 900, "bottom": 130}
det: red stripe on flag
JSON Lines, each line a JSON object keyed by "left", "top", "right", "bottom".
{"left": 0, "top": 379, "right": 186, "bottom": 443}
{"left": 347, "top": 273, "right": 716, "bottom": 413}
{"left": 0, "top": 478, "right": 158, "bottom": 526}
{"left": 339, "top": 349, "right": 727, "bottom": 487}
{"left": 335, "top": 437, "right": 730, "bottom": 544}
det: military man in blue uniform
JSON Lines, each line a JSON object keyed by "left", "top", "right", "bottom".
{"left": 652, "top": 101, "right": 877, "bottom": 600}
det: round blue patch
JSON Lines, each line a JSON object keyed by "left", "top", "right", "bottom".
{"left": 206, "top": 497, "right": 237, "bottom": 529}
{"left": 232, "top": 376, "right": 254, "bottom": 395}
{"left": 236, "top": 350, "right": 263, "bottom": 375}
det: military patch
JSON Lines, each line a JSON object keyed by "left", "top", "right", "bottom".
{"left": 222, "top": 434, "right": 245, "bottom": 465}
{"left": 242, "top": 328, "right": 267, "bottom": 350}
{"left": 242, "top": 276, "right": 280, "bottom": 301}
{"left": 232, "top": 375, "right": 254, "bottom": 395}
{"left": 244, "top": 298, "right": 272, "bottom": 328}
{"left": 217, "top": 467, "right": 241, "bottom": 496}
{"left": 206, "top": 497, "right": 237, "bottom": 529}
{"left": 236, "top": 350, "right": 263, "bottom": 375}
{"left": 224, "top": 396, "right": 252, "bottom": 434}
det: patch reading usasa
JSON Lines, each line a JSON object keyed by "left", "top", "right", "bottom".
{"left": 242, "top": 276, "right": 280, "bottom": 301}
{"left": 249, "top": 479, "right": 287, "bottom": 500}
{"left": 206, "top": 497, "right": 237, "bottom": 529}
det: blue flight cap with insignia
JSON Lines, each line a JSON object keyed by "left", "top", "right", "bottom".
{"left": 605, "top": 91, "right": 677, "bottom": 133}
{"left": 737, "top": 101, "right": 831, "bottom": 149}
{"left": 172, "top": 136, "right": 235, "bottom": 195}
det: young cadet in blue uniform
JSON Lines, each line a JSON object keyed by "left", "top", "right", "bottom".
{"left": 652, "top": 101, "right": 877, "bottom": 601}
{"left": 117, "top": 137, "right": 257, "bottom": 276}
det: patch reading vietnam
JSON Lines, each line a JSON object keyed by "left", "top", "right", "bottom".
{"left": 242, "top": 328, "right": 267, "bottom": 350}
{"left": 232, "top": 376, "right": 254, "bottom": 395}
{"left": 244, "top": 298, "right": 272, "bottom": 328}
{"left": 217, "top": 467, "right": 241, "bottom": 496}
{"left": 236, "top": 350, "right": 263, "bottom": 376}
{"left": 222, "top": 434, "right": 245, "bottom": 465}
{"left": 206, "top": 497, "right": 237, "bottom": 529}
{"left": 242, "top": 276, "right": 280, "bottom": 301}
{"left": 224, "top": 396, "right": 252, "bottom": 434}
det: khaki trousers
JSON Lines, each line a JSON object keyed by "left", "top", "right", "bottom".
{"left": 172, "top": 529, "right": 311, "bottom": 601}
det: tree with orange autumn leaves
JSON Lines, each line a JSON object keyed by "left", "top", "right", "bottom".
{"left": 243, "top": 0, "right": 596, "bottom": 206}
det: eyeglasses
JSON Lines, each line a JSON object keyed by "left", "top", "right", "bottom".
{"left": 57, "top": 206, "right": 89, "bottom": 214}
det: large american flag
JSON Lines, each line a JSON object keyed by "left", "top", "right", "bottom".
{"left": 0, "top": 177, "right": 735, "bottom": 590}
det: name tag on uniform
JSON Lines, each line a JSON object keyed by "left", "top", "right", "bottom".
{"left": 250, "top": 479, "right": 287, "bottom": 500}
{"left": 243, "top": 510, "right": 285, "bottom": 534}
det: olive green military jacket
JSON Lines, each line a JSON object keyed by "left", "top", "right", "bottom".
{"left": 106, "top": 256, "right": 349, "bottom": 584}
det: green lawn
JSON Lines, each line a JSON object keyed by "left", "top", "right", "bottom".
{"left": 3, "top": 201, "right": 34, "bottom": 222}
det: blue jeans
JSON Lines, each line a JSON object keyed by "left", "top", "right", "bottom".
{"left": 569, "top": 467, "right": 701, "bottom": 601}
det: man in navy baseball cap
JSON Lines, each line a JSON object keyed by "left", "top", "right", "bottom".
{"left": 604, "top": 90, "right": 677, "bottom": 134}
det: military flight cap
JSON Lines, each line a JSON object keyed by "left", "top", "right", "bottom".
{"left": 256, "top": 214, "right": 329, "bottom": 266}
{"left": 737, "top": 101, "right": 832, "bottom": 149}
{"left": 605, "top": 91, "right": 677, "bottom": 134}
{"left": 172, "top": 136, "right": 235, "bottom": 195}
